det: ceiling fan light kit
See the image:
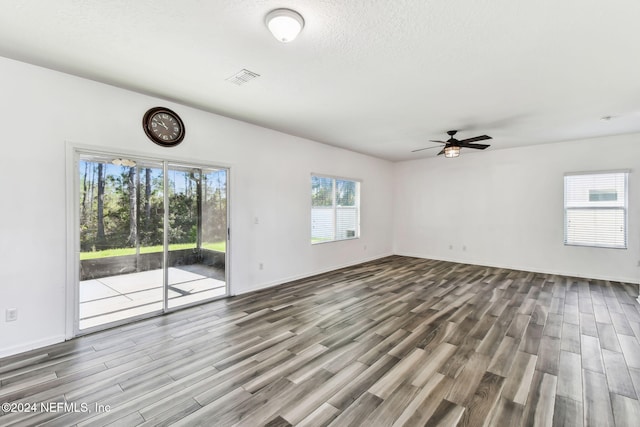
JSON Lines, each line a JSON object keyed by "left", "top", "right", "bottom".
{"left": 444, "top": 145, "right": 460, "bottom": 158}
{"left": 265, "top": 8, "right": 304, "bottom": 43}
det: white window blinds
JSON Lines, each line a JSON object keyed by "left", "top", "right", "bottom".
{"left": 311, "top": 175, "right": 360, "bottom": 244}
{"left": 564, "top": 171, "right": 628, "bottom": 249}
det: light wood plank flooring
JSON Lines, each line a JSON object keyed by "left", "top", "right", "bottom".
{"left": 2, "top": 256, "right": 640, "bottom": 426}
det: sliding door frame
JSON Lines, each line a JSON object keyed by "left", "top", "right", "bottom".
{"left": 65, "top": 143, "right": 231, "bottom": 339}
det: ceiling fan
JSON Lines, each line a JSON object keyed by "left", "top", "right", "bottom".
{"left": 412, "top": 130, "right": 492, "bottom": 157}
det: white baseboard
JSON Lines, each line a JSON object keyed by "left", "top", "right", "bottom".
{"left": 394, "top": 251, "right": 640, "bottom": 285}
{"left": 0, "top": 335, "right": 66, "bottom": 359}
{"left": 233, "top": 252, "right": 394, "bottom": 296}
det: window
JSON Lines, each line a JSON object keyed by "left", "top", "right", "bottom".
{"left": 311, "top": 175, "right": 360, "bottom": 244}
{"left": 564, "top": 171, "right": 628, "bottom": 249}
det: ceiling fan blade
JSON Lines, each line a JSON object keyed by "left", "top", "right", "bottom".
{"left": 437, "top": 148, "right": 445, "bottom": 156}
{"left": 457, "top": 135, "right": 492, "bottom": 144}
{"left": 411, "top": 146, "right": 441, "bottom": 152}
{"left": 429, "top": 140, "right": 447, "bottom": 144}
{"left": 460, "top": 143, "right": 490, "bottom": 150}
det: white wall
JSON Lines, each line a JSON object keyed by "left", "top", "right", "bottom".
{"left": 2, "top": 54, "right": 638, "bottom": 359}
{"left": 394, "top": 134, "right": 640, "bottom": 284}
{"left": 0, "top": 57, "right": 394, "bottom": 357}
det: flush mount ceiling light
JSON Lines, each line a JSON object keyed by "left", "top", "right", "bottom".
{"left": 443, "top": 146, "right": 460, "bottom": 158}
{"left": 265, "top": 8, "right": 304, "bottom": 43}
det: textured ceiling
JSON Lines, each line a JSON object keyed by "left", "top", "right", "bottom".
{"left": 1, "top": 0, "right": 639, "bottom": 161}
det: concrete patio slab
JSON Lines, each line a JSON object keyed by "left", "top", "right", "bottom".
{"left": 79, "top": 266, "right": 226, "bottom": 331}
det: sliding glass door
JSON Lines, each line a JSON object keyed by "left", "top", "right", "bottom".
{"left": 77, "top": 153, "right": 228, "bottom": 332}
{"left": 166, "top": 164, "right": 228, "bottom": 309}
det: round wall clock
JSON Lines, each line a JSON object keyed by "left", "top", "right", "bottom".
{"left": 142, "top": 107, "right": 185, "bottom": 147}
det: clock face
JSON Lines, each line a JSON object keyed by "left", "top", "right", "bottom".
{"left": 143, "top": 107, "right": 185, "bottom": 147}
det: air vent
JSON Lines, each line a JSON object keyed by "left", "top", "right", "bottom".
{"left": 226, "top": 69, "right": 260, "bottom": 85}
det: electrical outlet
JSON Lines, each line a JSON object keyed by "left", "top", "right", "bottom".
{"left": 259, "top": 262, "right": 264, "bottom": 270}
{"left": 462, "top": 245, "right": 467, "bottom": 251}
{"left": 6, "top": 308, "right": 17, "bottom": 322}
{"left": 449, "top": 245, "right": 453, "bottom": 250}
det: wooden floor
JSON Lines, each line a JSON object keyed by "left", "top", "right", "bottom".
{"left": 2, "top": 256, "right": 640, "bottom": 426}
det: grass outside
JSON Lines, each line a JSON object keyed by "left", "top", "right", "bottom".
{"left": 80, "top": 241, "right": 226, "bottom": 260}
{"left": 311, "top": 237, "right": 332, "bottom": 244}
